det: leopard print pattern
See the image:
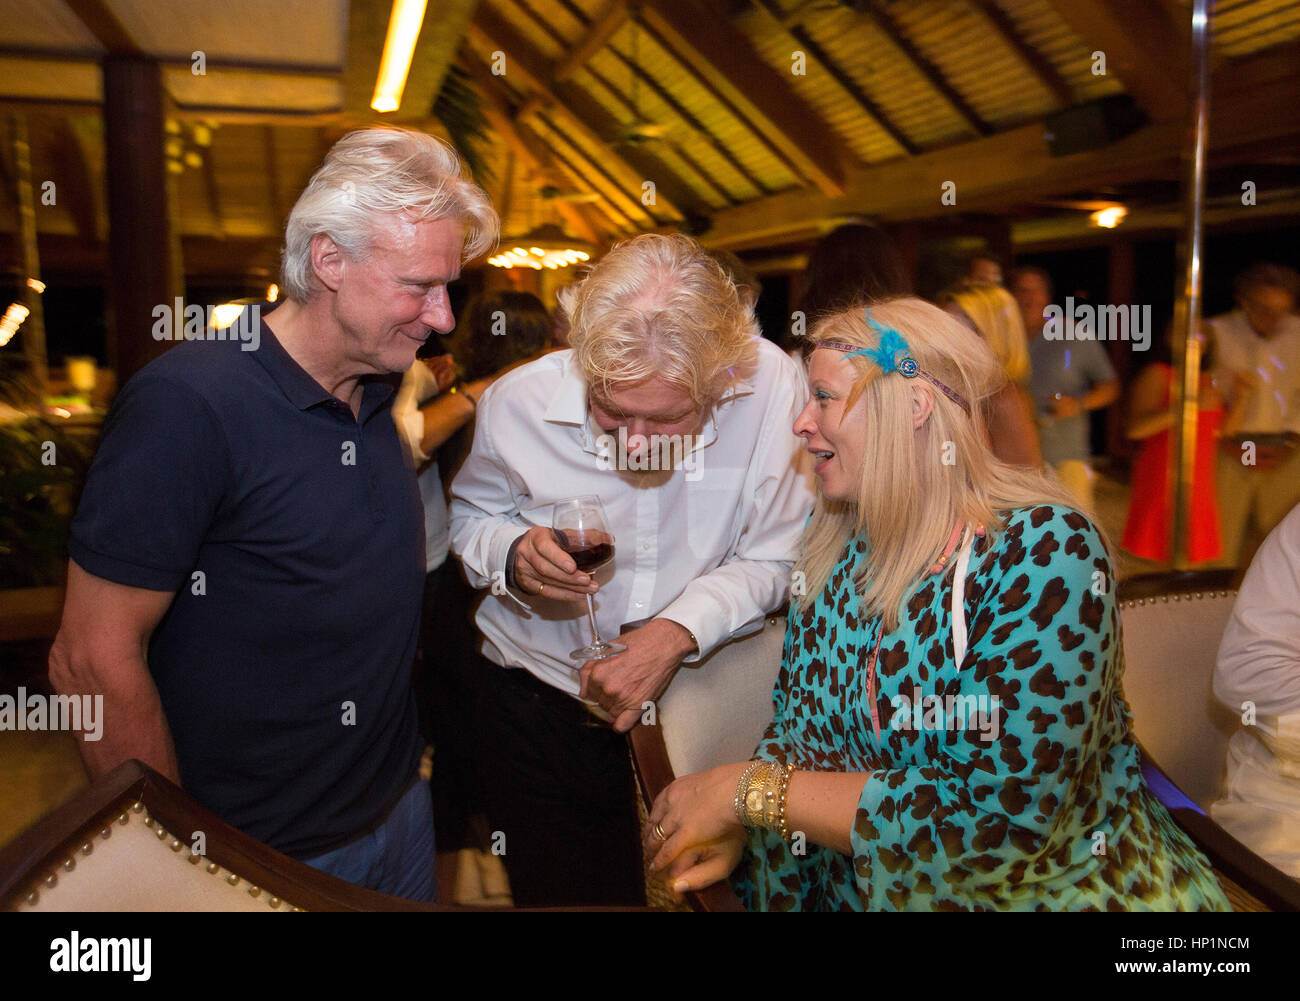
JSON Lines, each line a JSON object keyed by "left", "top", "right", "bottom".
{"left": 732, "top": 505, "right": 1231, "bottom": 911}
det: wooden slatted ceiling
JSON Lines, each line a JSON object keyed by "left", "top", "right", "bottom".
{"left": 996, "top": 0, "right": 1124, "bottom": 102}
{"left": 735, "top": 5, "right": 910, "bottom": 164}
{"left": 888, "top": 0, "right": 1058, "bottom": 125}
{"left": 799, "top": 5, "right": 974, "bottom": 148}
{"left": 1215, "top": 0, "right": 1300, "bottom": 55}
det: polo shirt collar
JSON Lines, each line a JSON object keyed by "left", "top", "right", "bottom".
{"left": 253, "top": 305, "right": 397, "bottom": 416}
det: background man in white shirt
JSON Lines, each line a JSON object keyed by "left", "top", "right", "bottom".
{"left": 449, "top": 234, "right": 813, "bottom": 906}
{"left": 1209, "top": 262, "right": 1300, "bottom": 567}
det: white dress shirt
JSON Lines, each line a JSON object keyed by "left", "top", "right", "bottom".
{"left": 1211, "top": 501, "right": 1300, "bottom": 877}
{"left": 1209, "top": 309, "right": 1300, "bottom": 436}
{"left": 449, "top": 337, "right": 814, "bottom": 697}
{"left": 392, "top": 362, "right": 450, "bottom": 574}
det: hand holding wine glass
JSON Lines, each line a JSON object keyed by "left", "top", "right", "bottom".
{"left": 509, "top": 526, "right": 599, "bottom": 602}
{"left": 553, "top": 495, "right": 625, "bottom": 662}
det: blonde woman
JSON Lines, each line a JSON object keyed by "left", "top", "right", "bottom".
{"left": 644, "top": 297, "right": 1230, "bottom": 911}
{"left": 942, "top": 281, "right": 1043, "bottom": 468}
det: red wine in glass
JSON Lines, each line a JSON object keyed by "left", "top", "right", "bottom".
{"left": 555, "top": 532, "right": 614, "bottom": 573}
{"left": 553, "top": 496, "right": 625, "bottom": 661}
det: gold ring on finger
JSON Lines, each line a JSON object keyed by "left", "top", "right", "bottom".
{"left": 654, "top": 822, "right": 667, "bottom": 842}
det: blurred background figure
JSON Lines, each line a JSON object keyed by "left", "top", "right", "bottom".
{"left": 1011, "top": 265, "right": 1119, "bottom": 511}
{"left": 1208, "top": 262, "right": 1300, "bottom": 568}
{"left": 940, "top": 282, "right": 1042, "bottom": 467}
{"left": 395, "top": 288, "right": 550, "bottom": 901}
{"left": 1121, "top": 322, "right": 1238, "bottom": 566}
{"left": 1211, "top": 502, "right": 1300, "bottom": 878}
{"left": 964, "top": 250, "right": 1004, "bottom": 287}
{"left": 785, "top": 222, "right": 910, "bottom": 353}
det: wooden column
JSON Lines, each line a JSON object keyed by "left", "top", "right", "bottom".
{"left": 103, "top": 56, "right": 181, "bottom": 383}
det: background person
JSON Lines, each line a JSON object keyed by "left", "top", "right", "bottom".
{"left": 940, "top": 281, "right": 1042, "bottom": 467}
{"left": 1208, "top": 262, "right": 1300, "bottom": 568}
{"left": 1121, "top": 322, "right": 1239, "bottom": 565}
{"left": 644, "top": 296, "right": 1229, "bottom": 911}
{"left": 393, "top": 289, "right": 550, "bottom": 898}
{"left": 1010, "top": 265, "right": 1119, "bottom": 511}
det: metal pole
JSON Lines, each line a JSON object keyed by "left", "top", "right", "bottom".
{"left": 1168, "top": 0, "right": 1211, "bottom": 569}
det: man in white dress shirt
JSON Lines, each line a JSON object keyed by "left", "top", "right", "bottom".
{"left": 1212, "top": 502, "right": 1300, "bottom": 878}
{"left": 1208, "top": 262, "right": 1300, "bottom": 567}
{"left": 449, "top": 234, "right": 813, "bottom": 905}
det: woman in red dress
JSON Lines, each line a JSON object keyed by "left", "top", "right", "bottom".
{"left": 1122, "top": 325, "right": 1244, "bottom": 563}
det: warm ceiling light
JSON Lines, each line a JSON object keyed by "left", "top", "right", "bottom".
{"left": 1090, "top": 205, "right": 1128, "bottom": 229}
{"left": 26, "top": 278, "right": 45, "bottom": 293}
{"left": 489, "top": 225, "right": 594, "bottom": 271}
{"left": 371, "top": 0, "right": 428, "bottom": 113}
{"left": 266, "top": 283, "right": 279, "bottom": 303}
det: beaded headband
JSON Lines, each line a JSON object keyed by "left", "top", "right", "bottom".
{"left": 815, "top": 311, "right": 972, "bottom": 415}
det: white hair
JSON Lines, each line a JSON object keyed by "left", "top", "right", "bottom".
{"left": 281, "top": 127, "right": 498, "bottom": 301}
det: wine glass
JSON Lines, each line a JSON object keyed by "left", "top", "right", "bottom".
{"left": 553, "top": 495, "right": 625, "bottom": 662}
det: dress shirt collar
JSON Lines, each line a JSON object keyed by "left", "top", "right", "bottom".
{"left": 542, "top": 348, "right": 759, "bottom": 457}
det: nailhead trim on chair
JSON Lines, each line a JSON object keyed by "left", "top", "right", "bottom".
{"left": 20, "top": 799, "right": 305, "bottom": 911}
{"left": 1119, "top": 590, "right": 1234, "bottom": 610}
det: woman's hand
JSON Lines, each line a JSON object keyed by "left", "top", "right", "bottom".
{"left": 644, "top": 761, "right": 748, "bottom": 877}
{"left": 657, "top": 831, "right": 747, "bottom": 901}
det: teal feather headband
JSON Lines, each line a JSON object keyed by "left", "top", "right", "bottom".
{"left": 818, "top": 310, "right": 972, "bottom": 415}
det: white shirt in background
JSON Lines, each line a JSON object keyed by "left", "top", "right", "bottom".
{"left": 1211, "top": 501, "right": 1300, "bottom": 877}
{"left": 1209, "top": 309, "right": 1300, "bottom": 436}
{"left": 392, "top": 361, "right": 451, "bottom": 574}
{"left": 449, "top": 339, "right": 814, "bottom": 697}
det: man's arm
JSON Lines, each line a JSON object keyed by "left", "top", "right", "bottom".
{"left": 48, "top": 561, "right": 181, "bottom": 783}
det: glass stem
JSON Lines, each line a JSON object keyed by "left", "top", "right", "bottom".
{"left": 585, "top": 593, "right": 604, "bottom": 648}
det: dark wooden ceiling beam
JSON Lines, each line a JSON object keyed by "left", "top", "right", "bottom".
{"left": 468, "top": 5, "right": 684, "bottom": 224}
{"left": 501, "top": 0, "right": 722, "bottom": 211}
{"left": 63, "top": 0, "right": 141, "bottom": 55}
{"left": 1040, "top": 0, "right": 1186, "bottom": 121}
{"left": 639, "top": 0, "right": 850, "bottom": 197}
{"left": 855, "top": 0, "right": 991, "bottom": 137}
{"left": 554, "top": 0, "right": 629, "bottom": 82}
{"left": 462, "top": 51, "right": 609, "bottom": 244}
{"left": 599, "top": 29, "right": 775, "bottom": 197}
{"left": 969, "top": 0, "right": 1074, "bottom": 109}
{"left": 749, "top": 0, "right": 917, "bottom": 156}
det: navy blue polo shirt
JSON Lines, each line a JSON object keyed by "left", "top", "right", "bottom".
{"left": 68, "top": 308, "right": 424, "bottom": 858}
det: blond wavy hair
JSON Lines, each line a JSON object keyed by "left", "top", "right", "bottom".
{"left": 559, "top": 234, "right": 758, "bottom": 405}
{"left": 282, "top": 127, "right": 498, "bottom": 302}
{"left": 798, "top": 296, "right": 1090, "bottom": 631}
{"left": 942, "top": 282, "right": 1032, "bottom": 384}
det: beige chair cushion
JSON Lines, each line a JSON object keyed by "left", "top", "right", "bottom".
{"left": 18, "top": 807, "right": 296, "bottom": 913}
{"left": 658, "top": 616, "right": 786, "bottom": 778}
{"left": 1120, "top": 592, "right": 1240, "bottom": 808}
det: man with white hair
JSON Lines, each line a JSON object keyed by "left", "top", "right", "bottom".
{"left": 49, "top": 127, "right": 497, "bottom": 901}
{"left": 450, "top": 234, "right": 813, "bottom": 906}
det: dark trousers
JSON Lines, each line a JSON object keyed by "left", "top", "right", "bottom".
{"left": 417, "top": 559, "right": 482, "bottom": 852}
{"left": 475, "top": 654, "right": 646, "bottom": 908}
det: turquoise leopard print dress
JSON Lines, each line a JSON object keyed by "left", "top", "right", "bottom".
{"left": 732, "top": 504, "right": 1231, "bottom": 911}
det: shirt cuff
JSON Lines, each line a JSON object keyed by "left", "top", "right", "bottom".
{"left": 494, "top": 524, "right": 531, "bottom": 592}
{"left": 657, "top": 594, "right": 730, "bottom": 663}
